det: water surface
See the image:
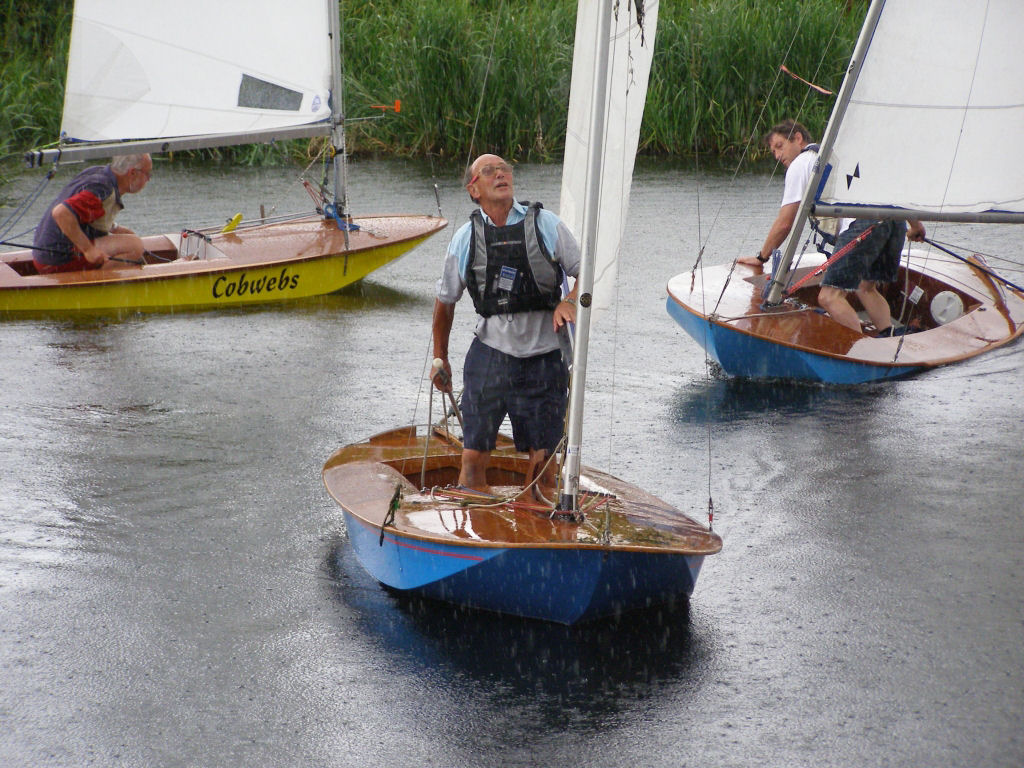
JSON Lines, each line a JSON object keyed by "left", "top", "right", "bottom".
{"left": 1, "top": 159, "right": 1022, "bottom": 767}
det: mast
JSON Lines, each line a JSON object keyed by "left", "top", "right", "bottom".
{"left": 764, "top": 0, "right": 886, "bottom": 306}
{"left": 328, "top": 0, "right": 348, "bottom": 221}
{"left": 558, "top": 0, "right": 613, "bottom": 513}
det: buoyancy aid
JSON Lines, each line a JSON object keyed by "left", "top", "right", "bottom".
{"left": 800, "top": 143, "right": 840, "bottom": 247}
{"left": 465, "top": 202, "right": 563, "bottom": 317}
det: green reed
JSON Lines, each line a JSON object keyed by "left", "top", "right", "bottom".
{"left": 649, "top": 0, "right": 863, "bottom": 156}
{"left": 341, "top": 0, "right": 861, "bottom": 161}
{"left": 0, "top": 0, "right": 68, "bottom": 165}
{"left": 340, "top": 0, "right": 576, "bottom": 162}
{"left": 1, "top": 0, "right": 863, "bottom": 166}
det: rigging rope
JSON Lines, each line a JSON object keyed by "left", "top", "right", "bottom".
{"left": 682, "top": 7, "right": 717, "bottom": 530}
{"left": 782, "top": 222, "right": 878, "bottom": 295}
{"left": 685, "top": 5, "right": 847, "bottom": 531}
{"left": 0, "top": 166, "right": 56, "bottom": 245}
{"left": 891, "top": 239, "right": 917, "bottom": 361}
{"left": 464, "top": 0, "right": 506, "bottom": 171}
{"left": 924, "top": 238, "right": 1024, "bottom": 276}
{"left": 690, "top": 6, "right": 847, "bottom": 306}
{"left": 923, "top": 238, "right": 1024, "bottom": 293}
{"left": 401, "top": 0, "right": 502, "bottom": 456}
{"left": 402, "top": 1, "right": 505, "bottom": 480}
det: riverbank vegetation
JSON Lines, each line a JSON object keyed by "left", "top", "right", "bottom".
{"left": 2, "top": 0, "right": 864, "bottom": 166}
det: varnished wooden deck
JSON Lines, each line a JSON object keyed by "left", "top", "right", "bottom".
{"left": 668, "top": 250, "right": 1024, "bottom": 368}
{"left": 322, "top": 426, "right": 722, "bottom": 555}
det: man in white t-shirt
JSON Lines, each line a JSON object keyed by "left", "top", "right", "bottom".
{"left": 738, "top": 120, "right": 817, "bottom": 267}
{"left": 740, "top": 120, "right": 926, "bottom": 336}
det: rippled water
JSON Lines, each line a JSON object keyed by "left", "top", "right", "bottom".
{"left": 1, "top": 159, "right": 1022, "bottom": 767}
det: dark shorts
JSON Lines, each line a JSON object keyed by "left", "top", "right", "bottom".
{"left": 822, "top": 219, "right": 906, "bottom": 291}
{"left": 461, "top": 337, "right": 568, "bottom": 454}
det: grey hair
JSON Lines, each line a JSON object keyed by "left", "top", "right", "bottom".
{"left": 110, "top": 154, "right": 149, "bottom": 174}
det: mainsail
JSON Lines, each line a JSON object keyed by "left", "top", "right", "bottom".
{"left": 33, "top": 0, "right": 335, "bottom": 163}
{"left": 815, "top": 0, "right": 1024, "bottom": 220}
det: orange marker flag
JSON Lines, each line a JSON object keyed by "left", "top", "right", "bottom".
{"left": 779, "top": 65, "right": 833, "bottom": 96}
{"left": 370, "top": 99, "right": 401, "bottom": 113}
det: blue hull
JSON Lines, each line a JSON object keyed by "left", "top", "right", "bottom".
{"left": 343, "top": 510, "right": 705, "bottom": 625}
{"left": 665, "top": 296, "right": 922, "bottom": 384}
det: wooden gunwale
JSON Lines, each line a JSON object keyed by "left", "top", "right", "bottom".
{"left": 0, "top": 214, "right": 446, "bottom": 290}
{"left": 323, "top": 427, "right": 722, "bottom": 556}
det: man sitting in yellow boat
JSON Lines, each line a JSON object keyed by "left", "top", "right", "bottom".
{"left": 431, "top": 154, "right": 580, "bottom": 503}
{"left": 32, "top": 154, "right": 152, "bottom": 274}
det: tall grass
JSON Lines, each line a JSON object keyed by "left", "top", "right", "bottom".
{"left": 649, "top": 0, "right": 862, "bottom": 157}
{"left": 341, "top": 0, "right": 576, "bottom": 162}
{"left": 0, "top": 0, "right": 70, "bottom": 163}
{"left": 344, "top": 0, "right": 862, "bottom": 161}
{"left": 1, "top": 0, "right": 863, "bottom": 166}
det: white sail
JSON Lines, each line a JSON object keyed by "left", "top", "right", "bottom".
{"left": 817, "top": 0, "right": 1024, "bottom": 217}
{"left": 61, "top": 0, "right": 333, "bottom": 143}
{"left": 559, "top": 0, "right": 658, "bottom": 312}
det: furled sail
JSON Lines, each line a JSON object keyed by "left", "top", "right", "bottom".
{"left": 557, "top": 0, "right": 658, "bottom": 511}
{"left": 60, "top": 0, "right": 333, "bottom": 146}
{"left": 558, "top": 0, "right": 658, "bottom": 312}
{"left": 816, "top": 0, "right": 1024, "bottom": 220}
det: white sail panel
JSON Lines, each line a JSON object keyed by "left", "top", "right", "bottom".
{"left": 818, "top": 0, "right": 1024, "bottom": 215}
{"left": 61, "top": 0, "right": 333, "bottom": 142}
{"left": 559, "top": 0, "right": 658, "bottom": 312}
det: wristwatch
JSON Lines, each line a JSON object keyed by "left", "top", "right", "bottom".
{"left": 756, "top": 252, "right": 769, "bottom": 263}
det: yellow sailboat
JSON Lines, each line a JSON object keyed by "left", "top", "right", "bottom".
{"left": 1, "top": 0, "right": 445, "bottom": 315}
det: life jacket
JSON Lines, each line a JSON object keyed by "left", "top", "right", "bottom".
{"left": 465, "top": 202, "right": 563, "bottom": 317}
{"left": 801, "top": 143, "right": 840, "bottom": 248}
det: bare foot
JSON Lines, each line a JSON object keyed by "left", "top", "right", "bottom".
{"left": 736, "top": 255, "right": 766, "bottom": 267}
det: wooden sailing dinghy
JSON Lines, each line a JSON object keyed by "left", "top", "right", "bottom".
{"left": 0, "top": 216, "right": 446, "bottom": 314}
{"left": 667, "top": 0, "right": 1024, "bottom": 384}
{"left": 323, "top": 426, "right": 720, "bottom": 625}
{"left": 0, "top": 0, "right": 445, "bottom": 315}
{"left": 323, "top": 0, "right": 721, "bottom": 624}
{"left": 667, "top": 248, "right": 1024, "bottom": 383}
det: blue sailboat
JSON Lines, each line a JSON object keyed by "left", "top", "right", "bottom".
{"left": 322, "top": 0, "right": 722, "bottom": 624}
{"left": 667, "top": 0, "right": 1024, "bottom": 384}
